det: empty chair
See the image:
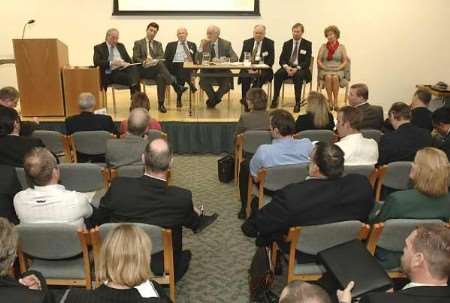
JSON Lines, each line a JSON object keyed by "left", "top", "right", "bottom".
{"left": 375, "top": 161, "right": 413, "bottom": 201}
{"left": 361, "top": 129, "right": 383, "bottom": 143}
{"left": 69, "top": 130, "right": 114, "bottom": 163}
{"left": 16, "top": 223, "right": 92, "bottom": 288}
{"left": 32, "top": 130, "right": 71, "bottom": 162}
{"left": 247, "top": 164, "right": 309, "bottom": 217}
{"left": 91, "top": 223, "right": 176, "bottom": 301}
{"left": 296, "top": 129, "right": 335, "bottom": 143}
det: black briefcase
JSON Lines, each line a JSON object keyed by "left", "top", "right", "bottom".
{"left": 218, "top": 154, "right": 234, "bottom": 183}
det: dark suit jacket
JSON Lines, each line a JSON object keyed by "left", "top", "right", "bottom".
{"left": 279, "top": 38, "right": 312, "bottom": 81}
{"left": 65, "top": 112, "right": 117, "bottom": 135}
{"left": 234, "top": 110, "right": 271, "bottom": 137}
{"left": 0, "top": 165, "right": 21, "bottom": 224}
{"left": 295, "top": 112, "right": 335, "bottom": 132}
{"left": 378, "top": 123, "right": 432, "bottom": 165}
{"left": 360, "top": 286, "right": 450, "bottom": 303}
{"left": 0, "top": 135, "right": 44, "bottom": 167}
{"left": 164, "top": 40, "right": 198, "bottom": 65}
{"left": 239, "top": 37, "right": 275, "bottom": 67}
{"left": 357, "top": 103, "right": 384, "bottom": 130}
{"left": 0, "top": 273, "right": 54, "bottom": 303}
{"left": 93, "top": 42, "right": 133, "bottom": 88}
{"left": 435, "top": 132, "right": 450, "bottom": 161}
{"left": 133, "top": 38, "right": 165, "bottom": 63}
{"left": 411, "top": 107, "right": 433, "bottom": 132}
{"left": 242, "top": 174, "right": 374, "bottom": 246}
{"left": 92, "top": 175, "right": 199, "bottom": 254}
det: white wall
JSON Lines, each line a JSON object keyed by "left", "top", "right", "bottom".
{"left": 1, "top": 0, "right": 449, "bottom": 109}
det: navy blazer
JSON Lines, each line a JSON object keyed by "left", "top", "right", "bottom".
{"left": 164, "top": 40, "right": 198, "bottom": 65}
{"left": 279, "top": 38, "right": 312, "bottom": 81}
{"left": 93, "top": 42, "right": 133, "bottom": 88}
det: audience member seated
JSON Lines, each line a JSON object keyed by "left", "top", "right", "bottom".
{"left": 347, "top": 83, "right": 384, "bottom": 130}
{"left": 119, "top": 92, "right": 162, "bottom": 136}
{"left": 0, "top": 218, "right": 55, "bottom": 303}
{"left": 234, "top": 88, "right": 270, "bottom": 137}
{"left": 378, "top": 102, "right": 432, "bottom": 165}
{"left": 0, "top": 106, "right": 44, "bottom": 167}
{"left": 337, "top": 224, "right": 450, "bottom": 303}
{"left": 432, "top": 107, "right": 450, "bottom": 160}
{"left": 410, "top": 89, "right": 433, "bottom": 132}
{"left": 92, "top": 139, "right": 218, "bottom": 281}
{"left": 0, "top": 86, "right": 38, "bottom": 136}
{"left": 280, "top": 281, "right": 331, "bottom": 303}
{"left": 335, "top": 106, "right": 378, "bottom": 165}
{"left": 65, "top": 224, "right": 172, "bottom": 303}
{"left": 13, "top": 148, "right": 93, "bottom": 228}
{"left": 107, "top": 108, "right": 150, "bottom": 168}
{"left": 238, "top": 109, "right": 313, "bottom": 219}
{"left": 0, "top": 165, "right": 21, "bottom": 224}
{"left": 370, "top": 147, "right": 450, "bottom": 269}
{"left": 295, "top": 91, "right": 335, "bottom": 132}
{"left": 242, "top": 143, "right": 373, "bottom": 263}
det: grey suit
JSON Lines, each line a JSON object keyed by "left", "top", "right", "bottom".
{"left": 357, "top": 102, "right": 384, "bottom": 130}
{"left": 132, "top": 38, "right": 176, "bottom": 105}
{"left": 234, "top": 110, "right": 271, "bottom": 137}
{"left": 106, "top": 134, "right": 147, "bottom": 168}
{"left": 197, "top": 37, "right": 238, "bottom": 106}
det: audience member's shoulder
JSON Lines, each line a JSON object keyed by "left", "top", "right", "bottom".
{"left": 167, "top": 184, "right": 192, "bottom": 199}
{"left": 342, "top": 173, "right": 372, "bottom": 186}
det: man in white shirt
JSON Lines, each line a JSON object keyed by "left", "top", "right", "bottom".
{"left": 14, "top": 147, "right": 93, "bottom": 228}
{"left": 335, "top": 106, "right": 378, "bottom": 165}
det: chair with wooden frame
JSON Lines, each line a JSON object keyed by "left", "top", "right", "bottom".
{"left": 361, "top": 129, "right": 384, "bottom": 144}
{"left": 32, "top": 130, "right": 72, "bottom": 162}
{"left": 16, "top": 224, "right": 92, "bottom": 289}
{"left": 374, "top": 161, "right": 413, "bottom": 201}
{"left": 343, "top": 165, "right": 378, "bottom": 190}
{"left": 90, "top": 223, "right": 176, "bottom": 302}
{"left": 281, "top": 56, "right": 315, "bottom": 107}
{"left": 246, "top": 164, "right": 309, "bottom": 217}
{"left": 108, "top": 166, "right": 171, "bottom": 184}
{"left": 294, "top": 129, "right": 336, "bottom": 143}
{"left": 68, "top": 130, "right": 116, "bottom": 163}
{"left": 273, "top": 221, "right": 371, "bottom": 282}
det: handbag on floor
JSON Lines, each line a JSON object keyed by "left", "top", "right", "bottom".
{"left": 249, "top": 246, "right": 278, "bottom": 302}
{"left": 217, "top": 154, "right": 234, "bottom": 183}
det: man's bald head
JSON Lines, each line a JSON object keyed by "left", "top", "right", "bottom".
{"left": 24, "top": 147, "right": 58, "bottom": 186}
{"left": 253, "top": 24, "right": 266, "bottom": 41}
{"left": 144, "top": 138, "right": 172, "bottom": 173}
{"left": 127, "top": 108, "right": 150, "bottom": 137}
{"left": 177, "top": 27, "right": 188, "bottom": 42}
{"left": 279, "top": 281, "right": 331, "bottom": 303}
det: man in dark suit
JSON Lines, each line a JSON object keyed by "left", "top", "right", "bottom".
{"left": 242, "top": 142, "right": 373, "bottom": 252}
{"left": 432, "top": 107, "right": 450, "bottom": 161}
{"left": 93, "top": 28, "right": 140, "bottom": 96}
{"left": 238, "top": 25, "right": 274, "bottom": 112}
{"left": 0, "top": 106, "right": 44, "bottom": 167}
{"left": 348, "top": 83, "right": 384, "bottom": 130}
{"left": 92, "top": 138, "right": 218, "bottom": 281}
{"left": 378, "top": 102, "right": 432, "bottom": 165}
{"left": 337, "top": 224, "right": 450, "bottom": 303}
{"left": 0, "top": 218, "right": 55, "bottom": 303}
{"left": 0, "top": 165, "right": 21, "bottom": 224}
{"left": 411, "top": 88, "right": 433, "bottom": 132}
{"left": 164, "top": 27, "right": 198, "bottom": 108}
{"left": 271, "top": 23, "right": 312, "bottom": 113}
{"left": 197, "top": 25, "right": 238, "bottom": 108}
{"left": 133, "top": 22, "right": 186, "bottom": 113}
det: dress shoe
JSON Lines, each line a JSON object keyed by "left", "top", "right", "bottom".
{"left": 194, "top": 213, "right": 218, "bottom": 233}
{"left": 293, "top": 103, "right": 301, "bottom": 113}
{"left": 240, "top": 99, "right": 250, "bottom": 112}
{"left": 158, "top": 104, "right": 167, "bottom": 113}
{"left": 237, "top": 208, "right": 246, "bottom": 220}
{"left": 270, "top": 100, "right": 278, "bottom": 109}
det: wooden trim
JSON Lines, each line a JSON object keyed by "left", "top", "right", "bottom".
{"left": 16, "top": 243, "right": 28, "bottom": 274}
{"left": 89, "top": 227, "right": 102, "bottom": 288}
{"left": 234, "top": 134, "right": 244, "bottom": 186}
{"left": 246, "top": 172, "right": 254, "bottom": 218}
{"left": 62, "top": 135, "right": 73, "bottom": 163}
{"left": 375, "top": 166, "right": 388, "bottom": 201}
{"left": 366, "top": 223, "right": 384, "bottom": 255}
{"left": 357, "top": 224, "right": 371, "bottom": 241}
{"left": 162, "top": 229, "right": 176, "bottom": 302}
{"left": 101, "top": 168, "right": 110, "bottom": 188}
{"left": 77, "top": 229, "right": 92, "bottom": 289}
{"left": 68, "top": 135, "right": 78, "bottom": 163}
{"left": 257, "top": 169, "right": 268, "bottom": 210}
{"left": 286, "top": 227, "right": 301, "bottom": 282}
{"left": 367, "top": 168, "right": 378, "bottom": 190}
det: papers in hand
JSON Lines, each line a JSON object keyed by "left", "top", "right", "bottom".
{"left": 143, "top": 59, "right": 165, "bottom": 68}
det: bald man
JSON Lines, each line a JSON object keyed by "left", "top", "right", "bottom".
{"left": 238, "top": 25, "right": 274, "bottom": 112}
{"left": 164, "top": 27, "right": 198, "bottom": 108}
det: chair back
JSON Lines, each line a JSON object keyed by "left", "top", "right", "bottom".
{"left": 296, "top": 130, "right": 335, "bottom": 143}
{"left": 361, "top": 129, "right": 383, "bottom": 143}
{"left": 296, "top": 221, "right": 367, "bottom": 255}
{"left": 32, "top": 130, "right": 66, "bottom": 155}
{"left": 15, "top": 167, "right": 30, "bottom": 189}
{"left": 147, "top": 129, "right": 167, "bottom": 142}
{"left": 376, "top": 219, "right": 445, "bottom": 252}
{"left": 263, "top": 164, "right": 309, "bottom": 191}
{"left": 242, "top": 130, "right": 272, "bottom": 154}
{"left": 383, "top": 161, "right": 413, "bottom": 190}
{"left": 59, "top": 163, "right": 106, "bottom": 192}
{"left": 343, "top": 165, "right": 375, "bottom": 178}
{"left": 71, "top": 131, "right": 112, "bottom": 156}
{"left": 116, "top": 165, "right": 145, "bottom": 178}
{"left": 17, "top": 223, "right": 82, "bottom": 259}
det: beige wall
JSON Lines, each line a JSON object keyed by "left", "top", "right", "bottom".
{"left": 1, "top": 0, "right": 449, "bottom": 109}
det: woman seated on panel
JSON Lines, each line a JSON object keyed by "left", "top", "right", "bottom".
{"left": 119, "top": 92, "right": 162, "bottom": 137}
{"left": 295, "top": 91, "right": 335, "bottom": 132}
{"left": 317, "top": 25, "right": 349, "bottom": 111}
{"left": 65, "top": 224, "right": 172, "bottom": 303}
{"left": 370, "top": 147, "right": 450, "bottom": 269}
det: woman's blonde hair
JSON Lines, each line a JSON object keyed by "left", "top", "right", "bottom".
{"left": 97, "top": 224, "right": 152, "bottom": 287}
{"left": 412, "top": 147, "right": 449, "bottom": 198}
{"left": 306, "top": 92, "right": 330, "bottom": 128}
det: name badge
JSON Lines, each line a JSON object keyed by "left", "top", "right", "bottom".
{"left": 262, "top": 51, "right": 269, "bottom": 57}
{"left": 300, "top": 49, "right": 307, "bottom": 55}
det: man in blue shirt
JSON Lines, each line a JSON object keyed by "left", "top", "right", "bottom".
{"left": 238, "top": 109, "right": 313, "bottom": 219}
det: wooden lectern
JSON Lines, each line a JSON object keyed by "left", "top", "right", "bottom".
{"left": 13, "top": 39, "right": 69, "bottom": 117}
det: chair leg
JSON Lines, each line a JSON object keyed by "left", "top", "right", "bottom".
{"left": 142, "top": 83, "right": 147, "bottom": 94}
{"left": 111, "top": 87, "right": 117, "bottom": 114}
{"left": 344, "top": 84, "right": 349, "bottom": 105}
{"left": 281, "top": 82, "right": 285, "bottom": 105}
{"left": 268, "top": 82, "right": 272, "bottom": 101}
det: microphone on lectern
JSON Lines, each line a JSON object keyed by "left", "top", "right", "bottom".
{"left": 21, "top": 19, "right": 35, "bottom": 39}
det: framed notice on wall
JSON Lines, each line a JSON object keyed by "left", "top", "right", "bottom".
{"left": 113, "top": 0, "right": 260, "bottom": 16}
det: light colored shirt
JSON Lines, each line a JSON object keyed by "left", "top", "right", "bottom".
{"left": 106, "top": 42, "right": 122, "bottom": 62}
{"left": 250, "top": 137, "right": 313, "bottom": 176}
{"left": 252, "top": 40, "right": 262, "bottom": 60}
{"left": 14, "top": 184, "right": 93, "bottom": 228}
{"left": 403, "top": 282, "right": 447, "bottom": 290}
{"left": 335, "top": 133, "right": 379, "bottom": 165}
{"left": 173, "top": 41, "right": 189, "bottom": 63}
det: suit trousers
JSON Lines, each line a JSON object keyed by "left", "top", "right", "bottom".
{"left": 272, "top": 67, "right": 309, "bottom": 103}
{"left": 139, "top": 61, "right": 175, "bottom": 104}
{"left": 110, "top": 65, "right": 140, "bottom": 94}
{"left": 239, "top": 69, "right": 273, "bottom": 100}
{"left": 199, "top": 70, "right": 233, "bottom": 104}
{"left": 167, "top": 62, "right": 193, "bottom": 87}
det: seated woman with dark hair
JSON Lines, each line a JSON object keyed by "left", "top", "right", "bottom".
{"left": 371, "top": 147, "right": 450, "bottom": 268}
{"left": 119, "top": 92, "right": 162, "bottom": 136}
{"left": 234, "top": 88, "right": 270, "bottom": 137}
{"left": 295, "top": 91, "right": 335, "bottom": 132}
{"left": 66, "top": 224, "right": 172, "bottom": 303}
